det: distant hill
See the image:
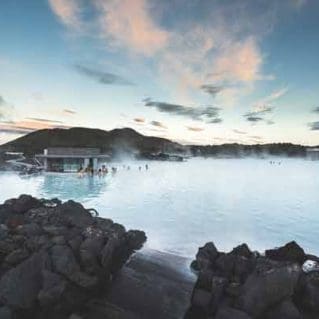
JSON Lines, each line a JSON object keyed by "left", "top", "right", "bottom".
{"left": 0, "top": 127, "right": 186, "bottom": 157}
{"left": 189, "top": 143, "right": 309, "bottom": 157}
{"left": 0, "top": 127, "right": 314, "bottom": 160}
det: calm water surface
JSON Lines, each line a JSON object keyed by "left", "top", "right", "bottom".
{"left": 0, "top": 158, "right": 318, "bottom": 257}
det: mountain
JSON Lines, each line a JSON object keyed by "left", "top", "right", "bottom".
{"left": 0, "top": 127, "right": 186, "bottom": 156}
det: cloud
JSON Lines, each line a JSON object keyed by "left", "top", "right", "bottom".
{"left": 150, "top": 120, "right": 167, "bottom": 129}
{"left": 94, "top": 0, "right": 169, "bottom": 56}
{"left": 63, "top": 109, "right": 77, "bottom": 115}
{"left": 0, "top": 95, "right": 14, "bottom": 120}
{"left": 144, "top": 98, "right": 221, "bottom": 123}
{"left": 245, "top": 115, "right": 264, "bottom": 123}
{"left": 200, "top": 85, "right": 224, "bottom": 98}
{"left": 74, "top": 64, "right": 134, "bottom": 86}
{"left": 186, "top": 126, "right": 204, "bottom": 132}
{"left": 211, "top": 37, "right": 263, "bottom": 83}
{"left": 48, "top": 0, "right": 82, "bottom": 29}
{"left": 312, "top": 107, "right": 319, "bottom": 113}
{"left": 233, "top": 129, "right": 247, "bottom": 135}
{"left": 134, "top": 117, "right": 145, "bottom": 123}
{"left": 309, "top": 122, "right": 319, "bottom": 131}
{"left": 0, "top": 127, "right": 34, "bottom": 135}
{"left": 253, "top": 87, "right": 288, "bottom": 112}
{"left": 26, "top": 117, "right": 64, "bottom": 124}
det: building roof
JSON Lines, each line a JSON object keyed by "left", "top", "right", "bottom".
{"left": 35, "top": 154, "right": 110, "bottom": 159}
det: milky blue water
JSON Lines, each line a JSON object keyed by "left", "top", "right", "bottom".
{"left": 0, "top": 158, "right": 318, "bottom": 257}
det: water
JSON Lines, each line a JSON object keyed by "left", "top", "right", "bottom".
{"left": 0, "top": 158, "right": 318, "bottom": 257}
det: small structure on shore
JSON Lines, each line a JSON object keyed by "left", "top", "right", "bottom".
{"left": 307, "top": 147, "right": 319, "bottom": 160}
{"left": 36, "top": 147, "right": 110, "bottom": 172}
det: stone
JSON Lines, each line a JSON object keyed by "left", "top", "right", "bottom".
{"left": 0, "top": 307, "right": 12, "bottom": 319}
{"left": 296, "top": 272, "right": 319, "bottom": 312}
{"left": 0, "top": 224, "right": 8, "bottom": 240}
{"left": 215, "top": 253, "right": 236, "bottom": 278}
{"left": 265, "top": 299, "right": 301, "bottom": 319}
{"left": 236, "top": 264, "right": 301, "bottom": 317}
{"left": 58, "top": 201, "right": 92, "bottom": 228}
{"left": 191, "top": 288, "right": 212, "bottom": 310}
{"left": 0, "top": 251, "right": 50, "bottom": 308}
{"left": 126, "top": 230, "right": 147, "bottom": 250}
{"left": 50, "top": 244, "right": 98, "bottom": 289}
{"left": 215, "top": 306, "right": 252, "bottom": 319}
{"left": 196, "top": 242, "right": 219, "bottom": 271}
{"left": 231, "top": 244, "right": 253, "bottom": 259}
{"left": 4, "top": 249, "right": 29, "bottom": 265}
{"left": 265, "top": 241, "right": 306, "bottom": 264}
{"left": 4, "top": 195, "right": 41, "bottom": 214}
{"left": 38, "top": 270, "right": 67, "bottom": 307}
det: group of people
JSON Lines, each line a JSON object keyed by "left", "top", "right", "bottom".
{"left": 77, "top": 163, "right": 149, "bottom": 177}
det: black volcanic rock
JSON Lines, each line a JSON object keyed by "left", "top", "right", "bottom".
{"left": 265, "top": 241, "right": 306, "bottom": 264}
{"left": 0, "top": 195, "right": 146, "bottom": 319}
{"left": 186, "top": 241, "right": 319, "bottom": 319}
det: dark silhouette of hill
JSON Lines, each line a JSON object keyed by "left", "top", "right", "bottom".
{"left": 0, "top": 127, "right": 314, "bottom": 159}
{"left": 0, "top": 127, "right": 185, "bottom": 156}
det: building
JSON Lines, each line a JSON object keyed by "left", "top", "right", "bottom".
{"left": 307, "top": 148, "right": 319, "bottom": 160}
{"left": 35, "top": 147, "right": 110, "bottom": 172}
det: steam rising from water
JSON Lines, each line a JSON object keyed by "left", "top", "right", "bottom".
{"left": 0, "top": 158, "right": 319, "bottom": 257}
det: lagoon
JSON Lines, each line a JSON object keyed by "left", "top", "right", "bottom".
{"left": 0, "top": 158, "right": 318, "bottom": 257}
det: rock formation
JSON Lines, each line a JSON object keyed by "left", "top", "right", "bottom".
{"left": 186, "top": 241, "right": 319, "bottom": 319}
{"left": 0, "top": 195, "right": 146, "bottom": 319}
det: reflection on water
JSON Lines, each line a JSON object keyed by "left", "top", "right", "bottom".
{"left": 0, "top": 158, "right": 319, "bottom": 257}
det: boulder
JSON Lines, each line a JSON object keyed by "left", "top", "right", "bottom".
{"left": 0, "top": 307, "right": 12, "bottom": 319}
{"left": 231, "top": 244, "right": 253, "bottom": 259}
{"left": 0, "top": 251, "right": 50, "bottom": 308}
{"left": 296, "top": 272, "right": 319, "bottom": 313}
{"left": 215, "top": 253, "right": 236, "bottom": 278}
{"left": 4, "top": 249, "right": 29, "bottom": 265}
{"left": 50, "top": 244, "right": 97, "bottom": 289}
{"left": 38, "top": 270, "right": 67, "bottom": 307}
{"left": 236, "top": 264, "right": 301, "bottom": 317}
{"left": 215, "top": 306, "right": 252, "bottom": 319}
{"left": 58, "top": 201, "right": 93, "bottom": 228}
{"left": 195, "top": 242, "right": 219, "bottom": 271}
{"left": 265, "top": 241, "right": 306, "bottom": 264}
{"left": 126, "top": 230, "right": 147, "bottom": 250}
{"left": 265, "top": 298, "right": 301, "bottom": 319}
{"left": 4, "top": 195, "right": 41, "bottom": 214}
{"left": 0, "top": 224, "right": 8, "bottom": 240}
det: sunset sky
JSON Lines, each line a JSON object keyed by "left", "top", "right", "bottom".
{"left": 0, "top": 0, "right": 319, "bottom": 145}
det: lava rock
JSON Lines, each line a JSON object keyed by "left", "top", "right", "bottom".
{"left": 0, "top": 251, "right": 50, "bottom": 308}
{"left": 236, "top": 264, "right": 301, "bottom": 317}
{"left": 215, "top": 306, "right": 252, "bottom": 319}
{"left": 195, "top": 242, "right": 219, "bottom": 271}
{"left": 265, "top": 241, "right": 306, "bottom": 265}
{"left": 265, "top": 298, "right": 301, "bottom": 319}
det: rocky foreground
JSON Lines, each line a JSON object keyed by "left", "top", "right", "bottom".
{"left": 186, "top": 241, "right": 319, "bottom": 319}
{"left": 0, "top": 195, "right": 146, "bottom": 319}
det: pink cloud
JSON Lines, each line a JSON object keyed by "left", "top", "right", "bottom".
{"left": 48, "top": 0, "right": 82, "bottom": 28}
{"left": 95, "top": 0, "right": 169, "bottom": 56}
{"left": 212, "top": 38, "right": 263, "bottom": 83}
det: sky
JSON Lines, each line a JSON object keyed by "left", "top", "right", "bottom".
{"left": 0, "top": 0, "right": 319, "bottom": 146}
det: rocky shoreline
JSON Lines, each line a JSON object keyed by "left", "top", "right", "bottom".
{"left": 1, "top": 195, "right": 319, "bottom": 319}
{"left": 186, "top": 241, "right": 319, "bottom": 319}
{"left": 0, "top": 195, "right": 146, "bottom": 318}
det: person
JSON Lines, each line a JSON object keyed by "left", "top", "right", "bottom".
{"left": 112, "top": 167, "right": 117, "bottom": 174}
{"left": 145, "top": 164, "right": 149, "bottom": 170}
{"left": 139, "top": 166, "right": 141, "bottom": 171}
